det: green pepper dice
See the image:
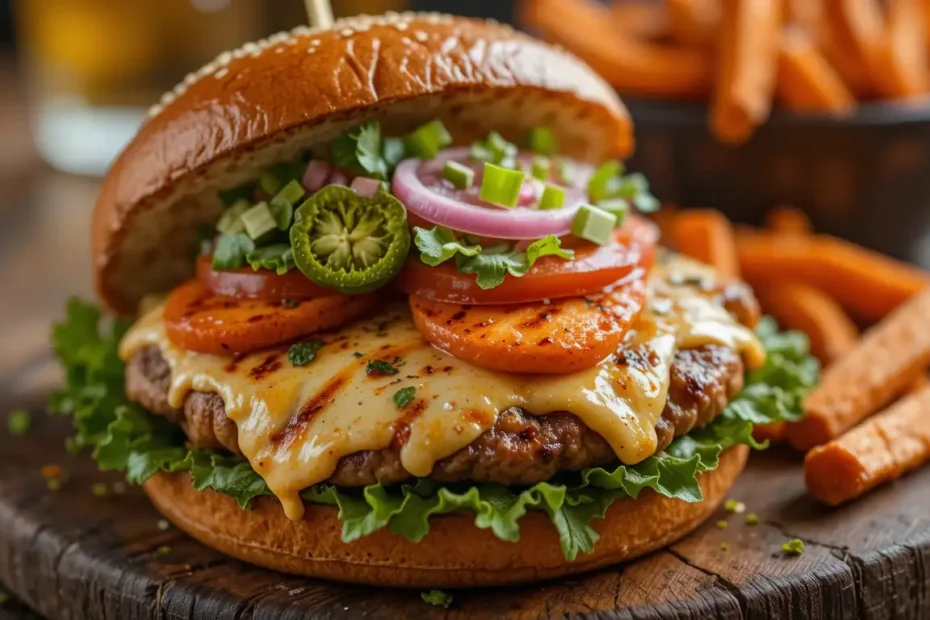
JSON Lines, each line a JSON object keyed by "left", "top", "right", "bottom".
{"left": 290, "top": 185, "right": 411, "bottom": 294}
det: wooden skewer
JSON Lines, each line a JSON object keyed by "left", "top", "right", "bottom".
{"left": 304, "top": 0, "right": 334, "bottom": 29}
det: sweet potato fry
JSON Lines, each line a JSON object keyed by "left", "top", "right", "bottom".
{"left": 764, "top": 205, "right": 813, "bottom": 235}
{"left": 672, "top": 209, "right": 740, "bottom": 280}
{"left": 786, "top": 288, "right": 930, "bottom": 451}
{"left": 820, "top": 0, "right": 886, "bottom": 97}
{"left": 876, "top": 0, "right": 930, "bottom": 98}
{"left": 520, "top": 0, "right": 713, "bottom": 99}
{"left": 711, "top": 0, "right": 783, "bottom": 143}
{"left": 609, "top": 0, "right": 668, "bottom": 40}
{"left": 755, "top": 281, "right": 858, "bottom": 363}
{"left": 907, "top": 373, "right": 929, "bottom": 393}
{"left": 776, "top": 25, "right": 856, "bottom": 114}
{"left": 736, "top": 230, "right": 930, "bottom": 321}
{"left": 648, "top": 204, "right": 681, "bottom": 246}
{"left": 666, "top": 0, "right": 721, "bottom": 47}
{"left": 804, "top": 385, "right": 930, "bottom": 505}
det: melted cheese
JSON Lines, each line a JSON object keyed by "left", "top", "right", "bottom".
{"left": 119, "top": 254, "right": 765, "bottom": 520}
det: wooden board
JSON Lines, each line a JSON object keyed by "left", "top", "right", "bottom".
{"left": 1, "top": 399, "right": 929, "bottom": 620}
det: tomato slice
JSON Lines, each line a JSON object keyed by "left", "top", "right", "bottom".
{"left": 409, "top": 272, "right": 648, "bottom": 374}
{"left": 197, "top": 255, "right": 335, "bottom": 301}
{"left": 397, "top": 215, "right": 658, "bottom": 304}
{"left": 165, "top": 280, "right": 376, "bottom": 354}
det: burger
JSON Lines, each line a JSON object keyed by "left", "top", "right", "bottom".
{"left": 50, "top": 13, "right": 817, "bottom": 587}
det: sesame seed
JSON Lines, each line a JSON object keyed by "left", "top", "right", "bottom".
{"left": 340, "top": 28, "right": 354, "bottom": 36}
{"left": 414, "top": 31, "right": 428, "bottom": 42}
{"left": 157, "top": 519, "right": 170, "bottom": 531}
{"left": 214, "top": 68, "right": 229, "bottom": 79}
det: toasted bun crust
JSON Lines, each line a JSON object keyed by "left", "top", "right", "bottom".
{"left": 143, "top": 445, "right": 747, "bottom": 587}
{"left": 92, "top": 12, "right": 632, "bottom": 315}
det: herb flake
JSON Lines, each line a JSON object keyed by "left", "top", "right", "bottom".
{"left": 421, "top": 590, "right": 453, "bottom": 609}
{"left": 782, "top": 539, "right": 805, "bottom": 555}
{"left": 289, "top": 341, "right": 323, "bottom": 367}
{"left": 7, "top": 409, "right": 30, "bottom": 436}
{"left": 394, "top": 387, "right": 416, "bottom": 408}
{"left": 367, "top": 359, "right": 399, "bottom": 376}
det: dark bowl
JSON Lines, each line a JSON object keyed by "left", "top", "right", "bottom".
{"left": 624, "top": 97, "right": 930, "bottom": 267}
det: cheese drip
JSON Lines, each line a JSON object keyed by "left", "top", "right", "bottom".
{"left": 119, "top": 254, "right": 765, "bottom": 520}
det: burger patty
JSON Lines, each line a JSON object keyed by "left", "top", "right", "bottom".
{"left": 126, "top": 343, "right": 745, "bottom": 487}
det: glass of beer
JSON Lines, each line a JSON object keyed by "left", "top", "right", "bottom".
{"left": 15, "top": 0, "right": 409, "bottom": 176}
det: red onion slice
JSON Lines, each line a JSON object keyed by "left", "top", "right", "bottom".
{"left": 391, "top": 148, "right": 592, "bottom": 240}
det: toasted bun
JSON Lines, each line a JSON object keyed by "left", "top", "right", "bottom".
{"left": 143, "top": 445, "right": 747, "bottom": 587}
{"left": 92, "top": 12, "right": 632, "bottom": 315}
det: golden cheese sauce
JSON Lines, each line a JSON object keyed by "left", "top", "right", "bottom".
{"left": 119, "top": 254, "right": 765, "bottom": 520}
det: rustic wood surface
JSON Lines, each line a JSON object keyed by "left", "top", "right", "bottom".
{"left": 0, "top": 405, "right": 928, "bottom": 619}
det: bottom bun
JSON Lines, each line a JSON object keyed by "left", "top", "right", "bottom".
{"left": 143, "top": 445, "right": 748, "bottom": 587}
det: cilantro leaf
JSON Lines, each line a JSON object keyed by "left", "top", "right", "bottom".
{"left": 421, "top": 590, "right": 453, "bottom": 609}
{"left": 246, "top": 244, "right": 294, "bottom": 275}
{"left": 393, "top": 387, "right": 416, "bottom": 408}
{"left": 331, "top": 122, "right": 388, "bottom": 180}
{"left": 414, "top": 226, "right": 481, "bottom": 266}
{"left": 212, "top": 234, "right": 255, "bottom": 270}
{"left": 455, "top": 236, "right": 573, "bottom": 289}
{"left": 288, "top": 340, "right": 323, "bottom": 367}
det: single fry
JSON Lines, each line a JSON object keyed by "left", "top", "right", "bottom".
{"left": 820, "top": 0, "right": 886, "bottom": 96}
{"left": 753, "top": 422, "right": 786, "bottom": 443}
{"left": 776, "top": 25, "right": 856, "bottom": 114}
{"left": 764, "top": 205, "right": 813, "bottom": 235}
{"left": 736, "top": 230, "right": 930, "bottom": 322}
{"left": 711, "top": 0, "right": 783, "bottom": 143}
{"left": 666, "top": 0, "right": 721, "bottom": 47}
{"left": 520, "top": 0, "right": 713, "bottom": 99}
{"left": 804, "top": 386, "right": 930, "bottom": 505}
{"left": 876, "top": 0, "right": 930, "bottom": 98}
{"left": 672, "top": 209, "right": 740, "bottom": 280}
{"left": 786, "top": 288, "right": 930, "bottom": 451}
{"left": 907, "top": 373, "right": 929, "bottom": 393}
{"left": 755, "top": 281, "right": 858, "bottom": 363}
{"left": 609, "top": 0, "right": 668, "bottom": 40}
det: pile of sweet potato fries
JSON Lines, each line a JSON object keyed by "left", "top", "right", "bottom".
{"left": 520, "top": 0, "right": 930, "bottom": 143}
{"left": 656, "top": 205, "right": 930, "bottom": 506}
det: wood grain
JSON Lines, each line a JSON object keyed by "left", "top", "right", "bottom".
{"left": 1, "top": 402, "right": 928, "bottom": 619}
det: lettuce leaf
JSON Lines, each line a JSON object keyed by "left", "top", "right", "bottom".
{"left": 50, "top": 300, "right": 818, "bottom": 561}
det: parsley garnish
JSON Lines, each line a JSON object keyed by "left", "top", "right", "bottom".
{"left": 414, "top": 227, "right": 574, "bottom": 289}
{"left": 288, "top": 340, "right": 323, "bottom": 367}
{"left": 366, "top": 359, "right": 399, "bottom": 376}
{"left": 331, "top": 121, "right": 389, "bottom": 180}
{"left": 393, "top": 387, "right": 416, "bottom": 408}
{"left": 782, "top": 539, "right": 804, "bottom": 555}
{"left": 281, "top": 298, "right": 299, "bottom": 308}
{"left": 421, "top": 590, "right": 453, "bottom": 609}
{"left": 7, "top": 409, "right": 30, "bottom": 436}
{"left": 352, "top": 352, "right": 364, "bottom": 358}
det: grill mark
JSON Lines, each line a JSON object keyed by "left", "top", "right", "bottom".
{"left": 271, "top": 373, "right": 351, "bottom": 448}
{"left": 248, "top": 354, "right": 282, "bottom": 380}
{"left": 223, "top": 355, "right": 245, "bottom": 373}
{"left": 520, "top": 311, "right": 552, "bottom": 329}
{"left": 390, "top": 399, "right": 428, "bottom": 450}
